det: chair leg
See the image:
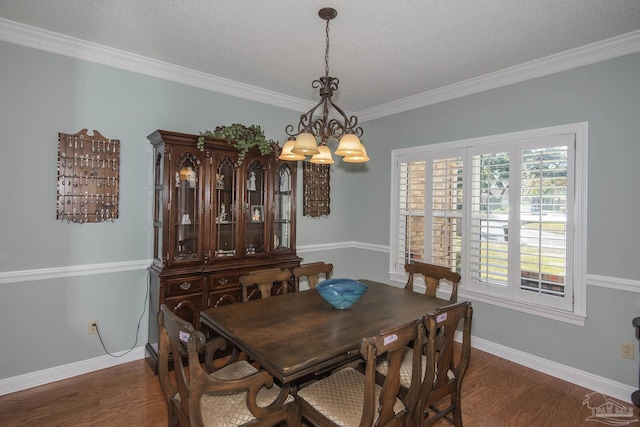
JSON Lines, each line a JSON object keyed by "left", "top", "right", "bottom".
{"left": 451, "top": 390, "right": 463, "bottom": 427}
{"left": 286, "top": 402, "right": 300, "bottom": 426}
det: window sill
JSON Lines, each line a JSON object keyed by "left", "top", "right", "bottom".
{"left": 388, "top": 273, "right": 586, "bottom": 326}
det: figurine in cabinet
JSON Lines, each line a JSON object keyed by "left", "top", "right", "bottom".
{"left": 252, "top": 206, "right": 262, "bottom": 222}
{"left": 247, "top": 171, "right": 257, "bottom": 191}
{"left": 217, "top": 203, "right": 227, "bottom": 223}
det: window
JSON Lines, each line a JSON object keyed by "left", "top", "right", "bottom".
{"left": 390, "top": 123, "right": 587, "bottom": 323}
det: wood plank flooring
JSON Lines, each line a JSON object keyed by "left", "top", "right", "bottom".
{"left": 0, "top": 348, "right": 637, "bottom": 426}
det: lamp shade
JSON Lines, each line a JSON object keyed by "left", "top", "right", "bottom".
{"left": 291, "top": 132, "right": 320, "bottom": 155}
{"left": 334, "top": 132, "right": 364, "bottom": 156}
{"left": 279, "top": 139, "right": 305, "bottom": 161}
{"left": 310, "top": 145, "right": 335, "bottom": 164}
{"left": 343, "top": 144, "right": 370, "bottom": 163}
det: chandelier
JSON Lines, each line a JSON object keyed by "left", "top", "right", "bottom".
{"left": 279, "top": 7, "right": 369, "bottom": 164}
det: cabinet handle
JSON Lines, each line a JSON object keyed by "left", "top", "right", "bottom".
{"left": 218, "top": 278, "right": 228, "bottom": 285}
{"left": 180, "top": 282, "right": 191, "bottom": 290}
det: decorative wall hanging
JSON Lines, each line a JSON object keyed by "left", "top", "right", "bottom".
{"left": 57, "top": 129, "right": 120, "bottom": 223}
{"left": 303, "top": 162, "right": 330, "bottom": 217}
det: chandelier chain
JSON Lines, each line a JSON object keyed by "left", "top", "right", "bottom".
{"left": 325, "top": 18, "right": 330, "bottom": 77}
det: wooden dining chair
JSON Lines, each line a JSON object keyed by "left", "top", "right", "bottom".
{"left": 405, "top": 261, "right": 461, "bottom": 302}
{"left": 295, "top": 319, "right": 426, "bottom": 427}
{"left": 157, "top": 305, "right": 298, "bottom": 427}
{"left": 293, "top": 261, "right": 333, "bottom": 290}
{"left": 414, "top": 301, "right": 473, "bottom": 427}
{"left": 239, "top": 268, "right": 293, "bottom": 301}
{"left": 376, "top": 301, "right": 473, "bottom": 426}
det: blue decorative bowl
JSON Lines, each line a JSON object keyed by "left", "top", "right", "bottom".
{"left": 316, "top": 279, "right": 368, "bottom": 309}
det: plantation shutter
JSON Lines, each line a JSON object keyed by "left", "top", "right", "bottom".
{"left": 468, "top": 144, "right": 512, "bottom": 297}
{"left": 397, "top": 159, "right": 426, "bottom": 269}
{"left": 429, "top": 155, "right": 464, "bottom": 271}
{"left": 515, "top": 135, "right": 574, "bottom": 310}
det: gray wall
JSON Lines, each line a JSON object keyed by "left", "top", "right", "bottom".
{"left": 0, "top": 40, "right": 355, "bottom": 379}
{"left": 349, "top": 53, "right": 640, "bottom": 387}
{"left": 1, "top": 39, "right": 639, "bottom": 393}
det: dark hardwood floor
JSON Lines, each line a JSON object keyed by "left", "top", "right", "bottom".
{"left": 0, "top": 348, "right": 637, "bottom": 426}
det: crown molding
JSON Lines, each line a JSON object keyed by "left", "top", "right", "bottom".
{"left": 0, "top": 17, "right": 313, "bottom": 113}
{"left": 357, "top": 30, "right": 640, "bottom": 121}
{"left": 1, "top": 17, "right": 639, "bottom": 121}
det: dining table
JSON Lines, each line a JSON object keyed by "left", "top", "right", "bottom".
{"left": 200, "top": 279, "right": 451, "bottom": 385}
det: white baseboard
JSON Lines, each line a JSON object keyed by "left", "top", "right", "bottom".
{"left": 0, "top": 347, "right": 145, "bottom": 396}
{"left": 466, "top": 333, "right": 636, "bottom": 404}
{"left": 1, "top": 336, "right": 633, "bottom": 406}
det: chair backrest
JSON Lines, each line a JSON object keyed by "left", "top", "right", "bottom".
{"left": 158, "top": 304, "right": 209, "bottom": 426}
{"left": 293, "top": 261, "right": 333, "bottom": 290}
{"left": 239, "top": 268, "right": 292, "bottom": 301}
{"left": 415, "top": 301, "right": 473, "bottom": 427}
{"left": 360, "top": 319, "right": 426, "bottom": 427}
{"left": 404, "top": 261, "right": 461, "bottom": 302}
{"left": 158, "top": 304, "right": 294, "bottom": 427}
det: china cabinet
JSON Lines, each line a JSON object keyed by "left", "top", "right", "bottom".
{"left": 146, "top": 130, "right": 300, "bottom": 372}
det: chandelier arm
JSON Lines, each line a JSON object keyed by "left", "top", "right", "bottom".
{"left": 285, "top": 97, "right": 328, "bottom": 138}
{"left": 327, "top": 99, "right": 364, "bottom": 138}
{"left": 309, "top": 119, "right": 324, "bottom": 136}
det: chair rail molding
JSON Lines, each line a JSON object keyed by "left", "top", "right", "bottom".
{"left": 587, "top": 274, "right": 640, "bottom": 293}
{"left": 297, "top": 241, "right": 389, "bottom": 254}
{"left": 304, "top": 241, "right": 640, "bottom": 293}
{"left": 0, "top": 259, "right": 152, "bottom": 285}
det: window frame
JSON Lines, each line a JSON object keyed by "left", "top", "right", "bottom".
{"left": 389, "top": 122, "right": 588, "bottom": 325}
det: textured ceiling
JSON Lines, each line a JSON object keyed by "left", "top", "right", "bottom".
{"left": 1, "top": 0, "right": 639, "bottom": 113}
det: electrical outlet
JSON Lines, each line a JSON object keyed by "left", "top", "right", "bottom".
{"left": 88, "top": 320, "right": 98, "bottom": 335}
{"left": 622, "top": 342, "right": 634, "bottom": 360}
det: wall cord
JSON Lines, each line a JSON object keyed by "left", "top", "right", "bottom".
{"left": 94, "top": 272, "right": 149, "bottom": 357}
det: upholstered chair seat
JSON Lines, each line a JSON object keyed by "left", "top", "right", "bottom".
{"left": 297, "top": 367, "right": 404, "bottom": 427}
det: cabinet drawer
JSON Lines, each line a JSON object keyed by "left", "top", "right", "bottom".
{"left": 209, "top": 273, "right": 242, "bottom": 289}
{"left": 166, "top": 276, "right": 203, "bottom": 297}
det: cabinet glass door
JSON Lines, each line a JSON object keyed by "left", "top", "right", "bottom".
{"left": 245, "top": 159, "right": 267, "bottom": 256}
{"left": 153, "top": 151, "right": 163, "bottom": 262}
{"left": 274, "top": 163, "right": 293, "bottom": 252}
{"left": 214, "top": 156, "right": 238, "bottom": 258}
{"left": 173, "top": 153, "right": 200, "bottom": 261}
